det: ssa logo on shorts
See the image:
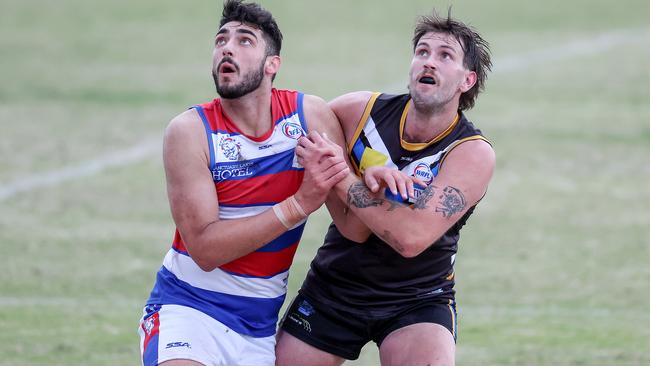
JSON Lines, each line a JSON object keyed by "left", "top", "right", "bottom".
{"left": 166, "top": 342, "right": 191, "bottom": 349}
{"left": 220, "top": 136, "right": 242, "bottom": 161}
{"left": 413, "top": 163, "right": 434, "bottom": 185}
{"left": 282, "top": 122, "right": 304, "bottom": 139}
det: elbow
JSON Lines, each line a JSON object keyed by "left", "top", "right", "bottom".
{"left": 193, "top": 257, "right": 219, "bottom": 272}
{"left": 396, "top": 242, "right": 426, "bottom": 258}
{"left": 185, "top": 238, "right": 222, "bottom": 272}
{"left": 392, "top": 232, "right": 435, "bottom": 258}
{"left": 398, "top": 248, "right": 422, "bottom": 258}
{"left": 337, "top": 224, "right": 371, "bottom": 244}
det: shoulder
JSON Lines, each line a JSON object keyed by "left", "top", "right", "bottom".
{"left": 456, "top": 138, "right": 495, "bottom": 162}
{"left": 298, "top": 94, "right": 349, "bottom": 146}
{"left": 301, "top": 94, "right": 336, "bottom": 131}
{"left": 434, "top": 138, "right": 495, "bottom": 206}
{"left": 329, "top": 91, "right": 375, "bottom": 117}
{"left": 301, "top": 93, "right": 328, "bottom": 110}
{"left": 443, "top": 138, "right": 495, "bottom": 179}
{"left": 164, "top": 108, "right": 206, "bottom": 150}
{"left": 328, "top": 91, "right": 376, "bottom": 138}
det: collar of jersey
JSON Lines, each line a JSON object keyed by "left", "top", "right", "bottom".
{"left": 399, "top": 100, "right": 460, "bottom": 151}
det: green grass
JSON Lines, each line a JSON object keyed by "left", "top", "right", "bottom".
{"left": 1, "top": 0, "right": 649, "bottom": 365}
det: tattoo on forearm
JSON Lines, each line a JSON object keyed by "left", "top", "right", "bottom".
{"left": 387, "top": 200, "right": 406, "bottom": 211}
{"left": 413, "top": 184, "right": 437, "bottom": 210}
{"left": 347, "top": 181, "right": 384, "bottom": 208}
{"left": 435, "top": 186, "right": 466, "bottom": 218}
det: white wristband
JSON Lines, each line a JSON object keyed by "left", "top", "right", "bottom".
{"left": 273, "top": 204, "right": 291, "bottom": 229}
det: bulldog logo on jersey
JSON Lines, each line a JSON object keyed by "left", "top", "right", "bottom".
{"left": 282, "top": 122, "right": 305, "bottom": 139}
{"left": 220, "top": 136, "right": 242, "bottom": 161}
{"left": 143, "top": 316, "right": 155, "bottom": 335}
{"left": 413, "top": 162, "right": 434, "bottom": 185}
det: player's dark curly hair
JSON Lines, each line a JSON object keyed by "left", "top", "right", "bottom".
{"left": 219, "top": 0, "right": 283, "bottom": 56}
{"left": 413, "top": 9, "right": 492, "bottom": 111}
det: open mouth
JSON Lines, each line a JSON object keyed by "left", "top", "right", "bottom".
{"left": 418, "top": 76, "right": 436, "bottom": 85}
{"left": 219, "top": 61, "right": 238, "bottom": 74}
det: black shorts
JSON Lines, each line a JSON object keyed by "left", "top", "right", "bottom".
{"left": 278, "top": 292, "right": 457, "bottom": 360}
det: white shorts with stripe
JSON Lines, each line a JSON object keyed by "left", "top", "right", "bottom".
{"left": 138, "top": 304, "right": 275, "bottom": 366}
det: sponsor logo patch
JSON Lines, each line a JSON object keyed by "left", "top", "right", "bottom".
{"left": 288, "top": 314, "right": 312, "bottom": 332}
{"left": 165, "top": 342, "right": 191, "bottom": 349}
{"left": 413, "top": 162, "right": 434, "bottom": 185}
{"left": 282, "top": 122, "right": 305, "bottom": 139}
{"left": 220, "top": 136, "right": 242, "bottom": 161}
{"left": 297, "top": 300, "right": 315, "bottom": 316}
{"left": 143, "top": 317, "right": 155, "bottom": 335}
{"left": 212, "top": 161, "right": 255, "bottom": 181}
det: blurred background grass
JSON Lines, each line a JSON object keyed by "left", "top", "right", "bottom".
{"left": 1, "top": 0, "right": 649, "bottom": 365}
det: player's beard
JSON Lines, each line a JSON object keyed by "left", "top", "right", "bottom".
{"left": 409, "top": 81, "right": 458, "bottom": 114}
{"left": 213, "top": 60, "right": 265, "bottom": 99}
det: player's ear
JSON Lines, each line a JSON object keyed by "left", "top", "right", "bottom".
{"left": 460, "top": 70, "right": 477, "bottom": 93}
{"left": 265, "top": 55, "right": 281, "bottom": 76}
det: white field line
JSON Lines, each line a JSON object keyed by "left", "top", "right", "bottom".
{"left": 0, "top": 296, "right": 142, "bottom": 308}
{"left": 1, "top": 28, "right": 649, "bottom": 202}
{"left": 492, "top": 27, "right": 650, "bottom": 74}
{"left": 0, "top": 139, "right": 159, "bottom": 200}
{"left": 385, "top": 27, "right": 650, "bottom": 91}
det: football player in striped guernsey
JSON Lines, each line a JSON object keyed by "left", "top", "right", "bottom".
{"left": 138, "top": 1, "right": 353, "bottom": 365}
{"left": 278, "top": 9, "right": 495, "bottom": 366}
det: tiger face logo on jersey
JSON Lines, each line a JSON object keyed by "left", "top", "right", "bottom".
{"left": 220, "top": 136, "right": 242, "bottom": 161}
{"left": 282, "top": 122, "right": 305, "bottom": 139}
{"left": 413, "top": 162, "right": 434, "bottom": 185}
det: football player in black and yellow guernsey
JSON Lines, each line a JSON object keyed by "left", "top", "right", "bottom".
{"left": 277, "top": 9, "right": 494, "bottom": 366}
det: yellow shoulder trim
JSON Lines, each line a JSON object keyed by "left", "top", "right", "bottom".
{"left": 439, "top": 135, "right": 491, "bottom": 169}
{"left": 347, "top": 92, "right": 381, "bottom": 154}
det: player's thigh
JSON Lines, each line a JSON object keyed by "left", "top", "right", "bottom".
{"left": 278, "top": 293, "right": 368, "bottom": 361}
{"left": 275, "top": 330, "right": 345, "bottom": 366}
{"left": 239, "top": 334, "right": 275, "bottom": 366}
{"left": 138, "top": 304, "right": 235, "bottom": 366}
{"left": 379, "top": 323, "right": 455, "bottom": 366}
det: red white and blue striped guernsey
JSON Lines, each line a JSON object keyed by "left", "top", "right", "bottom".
{"left": 145, "top": 89, "right": 309, "bottom": 338}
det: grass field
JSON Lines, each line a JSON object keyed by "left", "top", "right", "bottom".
{"left": 1, "top": 0, "right": 649, "bottom": 365}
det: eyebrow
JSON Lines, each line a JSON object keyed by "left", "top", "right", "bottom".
{"left": 416, "top": 39, "right": 460, "bottom": 54}
{"left": 438, "top": 44, "right": 459, "bottom": 54}
{"left": 236, "top": 28, "right": 258, "bottom": 40}
{"left": 216, "top": 27, "right": 258, "bottom": 40}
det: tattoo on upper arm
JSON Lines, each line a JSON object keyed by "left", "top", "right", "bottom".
{"left": 347, "top": 181, "right": 384, "bottom": 208}
{"left": 435, "top": 186, "right": 466, "bottom": 218}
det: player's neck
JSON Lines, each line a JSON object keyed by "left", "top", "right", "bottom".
{"left": 403, "top": 100, "right": 459, "bottom": 143}
{"left": 220, "top": 86, "right": 273, "bottom": 137}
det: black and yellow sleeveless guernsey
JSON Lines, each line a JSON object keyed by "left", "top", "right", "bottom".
{"left": 301, "top": 92, "right": 490, "bottom": 318}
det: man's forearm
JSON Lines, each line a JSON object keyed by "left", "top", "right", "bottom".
{"left": 333, "top": 174, "right": 415, "bottom": 254}
{"left": 181, "top": 197, "right": 307, "bottom": 272}
{"left": 333, "top": 173, "right": 449, "bottom": 257}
